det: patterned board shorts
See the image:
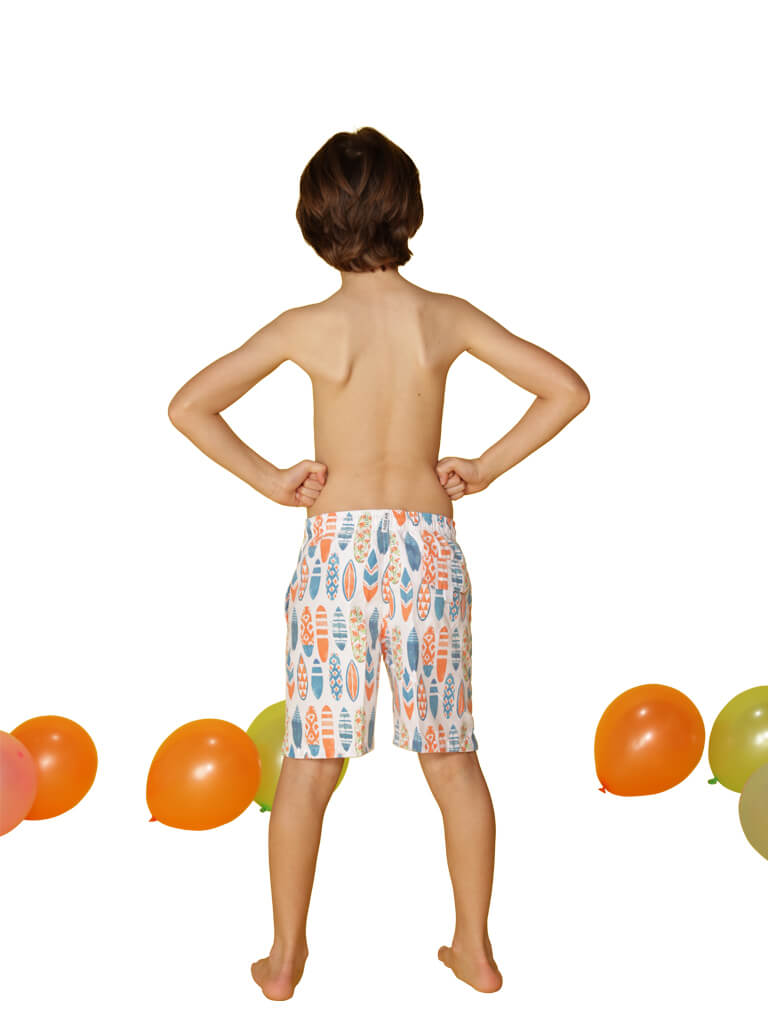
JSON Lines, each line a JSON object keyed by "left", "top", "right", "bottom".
{"left": 281, "top": 508, "right": 477, "bottom": 758}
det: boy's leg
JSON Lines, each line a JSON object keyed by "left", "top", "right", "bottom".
{"left": 418, "top": 750, "right": 503, "bottom": 992}
{"left": 251, "top": 756, "right": 345, "bottom": 1000}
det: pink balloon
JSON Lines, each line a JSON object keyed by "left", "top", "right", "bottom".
{"left": 0, "top": 731, "right": 39, "bottom": 836}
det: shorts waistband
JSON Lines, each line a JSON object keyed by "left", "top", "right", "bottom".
{"left": 304, "top": 508, "right": 456, "bottom": 541}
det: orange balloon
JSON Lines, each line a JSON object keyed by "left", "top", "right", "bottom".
{"left": 11, "top": 715, "right": 98, "bottom": 819}
{"left": 595, "top": 684, "right": 705, "bottom": 796}
{"left": 147, "top": 719, "right": 261, "bottom": 830}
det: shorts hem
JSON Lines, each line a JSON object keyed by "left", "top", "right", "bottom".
{"left": 282, "top": 744, "right": 374, "bottom": 759}
{"left": 391, "top": 737, "right": 479, "bottom": 754}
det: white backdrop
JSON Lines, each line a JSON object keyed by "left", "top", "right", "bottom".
{"left": 1, "top": 1, "right": 766, "bottom": 1020}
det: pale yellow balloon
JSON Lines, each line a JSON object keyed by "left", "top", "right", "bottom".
{"left": 708, "top": 686, "right": 768, "bottom": 791}
{"left": 246, "top": 701, "right": 348, "bottom": 812}
{"left": 738, "top": 762, "right": 768, "bottom": 861}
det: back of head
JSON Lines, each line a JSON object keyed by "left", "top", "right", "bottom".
{"left": 296, "top": 127, "right": 424, "bottom": 273}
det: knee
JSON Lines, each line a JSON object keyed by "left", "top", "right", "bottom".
{"left": 281, "top": 756, "right": 345, "bottom": 795}
{"left": 419, "top": 750, "right": 478, "bottom": 785}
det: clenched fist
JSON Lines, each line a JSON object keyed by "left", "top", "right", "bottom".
{"left": 272, "top": 460, "right": 328, "bottom": 508}
{"left": 435, "top": 457, "right": 487, "bottom": 500}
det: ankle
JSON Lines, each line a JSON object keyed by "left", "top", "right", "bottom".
{"left": 271, "top": 939, "right": 309, "bottom": 962}
{"left": 451, "top": 933, "right": 493, "bottom": 958}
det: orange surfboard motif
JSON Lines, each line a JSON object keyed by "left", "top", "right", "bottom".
{"left": 319, "top": 513, "right": 337, "bottom": 561}
{"left": 422, "top": 537, "right": 437, "bottom": 585}
{"left": 436, "top": 625, "right": 449, "bottom": 682}
{"left": 321, "top": 704, "right": 335, "bottom": 756}
{"left": 297, "top": 655, "right": 308, "bottom": 700}
{"left": 299, "top": 557, "right": 310, "bottom": 599}
{"left": 305, "top": 705, "right": 320, "bottom": 747}
{"left": 346, "top": 660, "right": 359, "bottom": 701}
{"left": 315, "top": 605, "right": 329, "bottom": 662}
{"left": 417, "top": 675, "right": 427, "bottom": 719}
{"left": 416, "top": 579, "right": 432, "bottom": 620}
{"left": 422, "top": 626, "right": 435, "bottom": 672}
{"left": 436, "top": 535, "right": 451, "bottom": 592}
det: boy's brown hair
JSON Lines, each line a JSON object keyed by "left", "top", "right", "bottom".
{"left": 296, "top": 127, "right": 424, "bottom": 273}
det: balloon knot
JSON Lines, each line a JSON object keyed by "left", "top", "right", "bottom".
{"left": 149, "top": 816, "right": 157, "bottom": 821}
{"left": 707, "top": 777, "right": 718, "bottom": 785}
{"left": 598, "top": 785, "right": 607, "bottom": 793}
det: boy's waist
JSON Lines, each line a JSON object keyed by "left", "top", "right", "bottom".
{"left": 303, "top": 507, "right": 457, "bottom": 540}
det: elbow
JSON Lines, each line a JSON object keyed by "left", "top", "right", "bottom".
{"left": 167, "top": 397, "right": 190, "bottom": 428}
{"left": 573, "top": 383, "right": 590, "bottom": 411}
{"left": 168, "top": 397, "right": 218, "bottom": 430}
{"left": 565, "top": 376, "right": 590, "bottom": 413}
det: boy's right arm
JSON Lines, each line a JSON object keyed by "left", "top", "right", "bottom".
{"left": 440, "top": 299, "right": 590, "bottom": 493}
{"left": 167, "top": 309, "right": 327, "bottom": 506}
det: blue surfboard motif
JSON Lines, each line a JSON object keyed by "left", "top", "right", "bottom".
{"left": 406, "top": 626, "right": 419, "bottom": 672}
{"left": 401, "top": 668, "right": 414, "bottom": 707}
{"left": 332, "top": 606, "right": 348, "bottom": 650}
{"left": 291, "top": 706, "right": 303, "bottom": 748}
{"left": 326, "top": 551, "right": 340, "bottom": 600}
{"left": 429, "top": 679, "right": 439, "bottom": 718}
{"left": 443, "top": 674, "right": 455, "bottom": 717}
{"left": 451, "top": 627, "right": 461, "bottom": 669}
{"left": 365, "top": 647, "right": 376, "bottom": 690}
{"left": 400, "top": 568, "right": 413, "bottom": 609}
{"left": 368, "top": 606, "right": 379, "bottom": 647}
{"left": 309, "top": 559, "right": 322, "bottom": 599}
{"left": 338, "top": 512, "right": 354, "bottom": 550}
{"left": 311, "top": 659, "right": 324, "bottom": 699}
{"left": 376, "top": 518, "right": 391, "bottom": 554}
{"left": 329, "top": 653, "right": 343, "bottom": 699}
{"left": 363, "top": 547, "right": 379, "bottom": 592}
{"left": 338, "top": 707, "right": 353, "bottom": 751}
{"left": 404, "top": 531, "right": 421, "bottom": 572}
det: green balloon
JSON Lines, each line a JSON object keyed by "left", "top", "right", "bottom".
{"left": 708, "top": 686, "right": 768, "bottom": 792}
{"left": 738, "top": 762, "right": 768, "bottom": 860}
{"left": 245, "top": 700, "right": 348, "bottom": 812}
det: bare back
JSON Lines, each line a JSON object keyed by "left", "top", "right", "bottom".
{"left": 288, "top": 283, "right": 465, "bottom": 519}
{"left": 169, "top": 271, "right": 588, "bottom": 519}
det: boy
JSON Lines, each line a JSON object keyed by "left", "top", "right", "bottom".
{"left": 168, "top": 127, "right": 589, "bottom": 999}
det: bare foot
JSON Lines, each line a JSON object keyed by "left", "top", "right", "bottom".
{"left": 250, "top": 946, "right": 308, "bottom": 1000}
{"left": 437, "top": 943, "right": 503, "bottom": 993}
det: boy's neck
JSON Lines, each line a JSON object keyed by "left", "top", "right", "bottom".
{"left": 337, "top": 265, "right": 408, "bottom": 295}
